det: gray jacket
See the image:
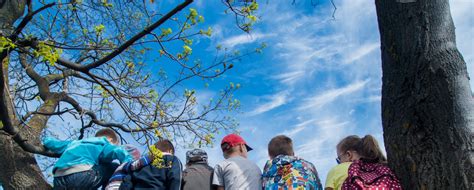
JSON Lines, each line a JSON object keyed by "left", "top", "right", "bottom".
{"left": 182, "top": 161, "right": 214, "bottom": 190}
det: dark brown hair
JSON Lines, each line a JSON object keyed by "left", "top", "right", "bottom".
{"left": 337, "top": 135, "right": 387, "bottom": 163}
{"left": 268, "top": 135, "right": 294, "bottom": 158}
{"left": 155, "top": 139, "right": 175, "bottom": 154}
{"left": 95, "top": 128, "right": 118, "bottom": 144}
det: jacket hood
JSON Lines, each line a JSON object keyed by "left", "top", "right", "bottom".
{"left": 270, "top": 155, "right": 301, "bottom": 166}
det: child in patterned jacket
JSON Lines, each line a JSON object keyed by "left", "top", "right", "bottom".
{"left": 262, "top": 135, "right": 323, "bottom": 190}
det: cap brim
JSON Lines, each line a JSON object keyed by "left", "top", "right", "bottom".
{"left": 245, "top": 144, "right": 253, "bottom": 151}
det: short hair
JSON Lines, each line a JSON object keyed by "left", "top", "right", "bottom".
{"left": 154, "top": 139, "right": 175, "bottom": 154}
{"left": 95, "top": 128, "right": 118, "bottom": 144}
{"left": 221, "top": 142, "right": 240, "bottom": 158}
{"left": 268, "top": 135, "right": 294, "bottom": 158}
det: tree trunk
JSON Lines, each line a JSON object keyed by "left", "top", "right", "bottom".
{"left": 0, "top": 136, "right": 52, "bottom": 189}
{"left": 0, "top": 0, "right": 52, "bottom": 189}
{"left": 376, "top": 0, "right": 473, "bottom": 189}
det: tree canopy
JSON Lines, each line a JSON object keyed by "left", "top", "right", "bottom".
{"left": 0, "top": 0, "right": 261, "bottom": 158}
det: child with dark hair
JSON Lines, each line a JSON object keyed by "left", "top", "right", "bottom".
{"left": 262, "top": 135, "right": 323, "bottom": 190}
{"left": 106, "top": 139, "right": 183, "bottom": 190}
{"left": 325, "top": 135, "right": 402, "bottom": 190}
{"left": 212, "top": 134, "right": 261, "bottom": 190}
{"left": 43, "top": 128, "right": 132, "bottom": 190}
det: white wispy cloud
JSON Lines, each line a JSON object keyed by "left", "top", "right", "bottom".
{"left": 296, "top": 119, "right": 349, "bottom": 156}
{"left": 344, "top": 43, "right": 380, "bottom": 64}
{"left": 273, "top": 71, "right": 306, "bottom": 86}
{"left": 247, "top": 91, "right": 290, "bottom": 116}
{"left": 299, "top": 80, "right": 369, "bottom": 110}
{"left": 280, "top": 119, "right": 318, "bottom": 138}
{"left": 220, "top": 32, "right": 274, "bottom": 48}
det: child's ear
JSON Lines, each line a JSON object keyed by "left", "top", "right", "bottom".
{"left": 240, "top": 144, "right": 246, "bottom": 153}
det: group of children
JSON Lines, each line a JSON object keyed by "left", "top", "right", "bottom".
{"left": 42, "top": 128, "right": 402, "bottom": 189}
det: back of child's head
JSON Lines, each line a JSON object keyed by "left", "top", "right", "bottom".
{"left": 268, "top": 135, "right": 294, "bottom": 158}
{"left": 154, "top": 139, "right": 175, "bottom": 154}
{"left": 221, "top": 142, "right": 246, "bottom": 159}
{"left": 95, "top": 128, "right": 119, "bottom": 145}
{"left": 337, "top": 135, "right": 387, "bottom": 163}
{"left": 221, "top": 142, "right": 235, "bottom": 158}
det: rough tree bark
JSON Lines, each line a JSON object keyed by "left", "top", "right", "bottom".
{"left": 376, "top": 0, "right": 473, "bottom": 189}
{"left": 0, "top": 0, "right": 52, "bottom": 189}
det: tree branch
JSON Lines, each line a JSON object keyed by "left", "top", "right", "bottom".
{"left": 58, "top": 0, "right": 194, "bottom": 71}
{"left": 10, "top": 3, "right": 56, "bottom": 41}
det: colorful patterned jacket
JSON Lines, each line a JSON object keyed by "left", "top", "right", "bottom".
{"left": 262, "top": 155, "right": 323, "bottom": 190}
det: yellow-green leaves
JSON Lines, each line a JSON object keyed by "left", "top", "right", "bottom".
{"left": 151, "top": 121, "right": 159, "bottom": 128}
{"left": 149, "top": 145, "right": 165, "bottom": 168}
{"left": 240, "top": 1, "right": 259, "bottom": 32}
{"left": 249, "top": 1, "right": 258, "bottom": 11}
{"left": 94, "top": 85, "right": 109, "bottom": 98}
{"left": 189, "top": 8, "right": 198, "bottom": 18}
{"left": 0, "top": 36, "right": 16, "bottom": 53}
{"left": 94, "top": 24, "right": 105, "bottom": 35}
{"left": 101, "top": 0, "right": 113, "bottom": 7}
{"left": 204, "top": 134, "right": 214, "bottom": 145}
{"left": 229, "top": 82, "right": 241, "bottom": 89}
{"left": 183, "top": 45, "right": 192, "bottom": 55}
{"left": 183, "top": 38, "right": 193, "bottom": 46}
{"left": 160, "top": 28, "right": 172, "bottom": 37}
{"left": 188, "top": 8, "right": 201, "bottom": 25}
{"left": 247, "top": 15, "right": 257, "bottom": 22}
{"left": 199, "top": 27, "right": 212, "bottom": 37}
{"left": 0, "top": 121, "right": 3, "bottom": 129}
{"left": 184, "top": 89, "right": 195, "bottom": 98}
{"left": 126, "top": 61, "right": 135, "bottom": 70}
{"left": 33, "top": 41, "right": 62, "bottom": 66}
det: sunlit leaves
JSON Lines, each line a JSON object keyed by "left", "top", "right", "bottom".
{"left": 183, "top": 45, "right": 192, "bottom": 55}
{"left": 184, "top": 89, "right": 195, "bottom": 98}
{"left": 149, "top": 145, "right": 165, "bottom": 168}
{"left": 183, "top": 38, "right": 193, "bottom": 46}
{"left": 94, "top": 24, "right": 105, "bottom": 35}
{"left": 101, "top": 0, "right": 113, "bottom": 7}
{"left": 33, "top": 42, "right": 62, "bottom": 66}
{"left": 160, "top": 28, "right": 172, "bottom": 37}
{"left": 199, "top": 27, "right": 212, "bottom": 37}
{"left": 0, "top": 36, "right": 16, "bottom": 53}
{"left": 225, "top": 0, "right": 259, "bottom": 32}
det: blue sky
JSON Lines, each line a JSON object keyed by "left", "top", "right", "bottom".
{"left": 166, "top": 0, "right": 474, "bottom": 183}
{"left": 38, "top": 0, "right": 473, "bottom": 185}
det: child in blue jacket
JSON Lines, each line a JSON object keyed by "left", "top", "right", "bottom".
{"left": 43, "top": 128, "right": 132, "bottom": 190}
{"left": 106, "top": 139, "right": 183, "bottom": 190}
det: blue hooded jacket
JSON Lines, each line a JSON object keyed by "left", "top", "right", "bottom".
{"left": 43, "top": 136, "right": 132, "bottom": 172}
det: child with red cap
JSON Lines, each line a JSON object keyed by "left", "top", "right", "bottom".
{"left": 212, "top": 134, "right": 262, "bottom": 190}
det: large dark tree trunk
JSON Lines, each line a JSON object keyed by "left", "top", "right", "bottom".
{"left": 0, "top": 136, "right": 51, "bottom": 189}
{"left": 0, "top": 0, "right": 52, "bottom": 189}
{"left": 376, "top": 0, "right": 473, "bottom": 189}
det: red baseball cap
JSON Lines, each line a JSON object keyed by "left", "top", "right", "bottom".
{"left": 221, "top": 134, "right": 253, "bottom": 152}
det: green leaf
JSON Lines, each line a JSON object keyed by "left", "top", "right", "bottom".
{"left": 161, "top": 28, "right": 172, "bottom": 36}
{"left": 183, "top": 45, "right": 192, "bottom": 55}
{"left": 94, "top": 24, "right": 105, "bottom": 35}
